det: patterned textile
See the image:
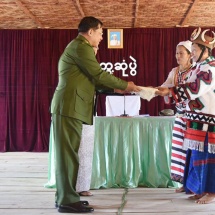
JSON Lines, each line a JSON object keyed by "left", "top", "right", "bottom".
{"left": 161, "top": 66, "right": 192, "bottom": 104}
{"left": 76, "top": 123, "right": 95, "bottom": 192}
{"left": 186, "top": 111, "right": 215, "bottom": 125}
{"left": 170, "top": 117, "right": 187, "bottom": 183}
{"left": 183, "top": 120, "right": 215, "bottom": 154}
{"left": 185, "top": 134, "right": 215, "bottom": 194}
{"left": 163, "top": 66, "right": 192, "bottom": 183}
{"left": 171, "top": 56, "right": 215, "bottom": 195}
{"left": 162, "top": 66, "right": 192, "bottom": 88}
{"left": 182, "top": 149, "right": 192, "bottom": 194}
{"left": 171, "top": 56, "right": 215, "bottom": 154}
{"left": 184, "top": 127, "right": 206, "bottom": 152}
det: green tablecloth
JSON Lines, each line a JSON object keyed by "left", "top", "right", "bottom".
{"left": 90, "top": 116, "right": 176, "bottom": 189}
{"left": 45, "top": 116, "right": 177, "bottom": 189}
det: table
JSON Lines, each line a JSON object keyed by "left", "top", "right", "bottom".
{"left": 90, "top": 116, "right": 175, "bottom": 189}
{"left": 45, "top": 116, "right": 176, "bottom": 189}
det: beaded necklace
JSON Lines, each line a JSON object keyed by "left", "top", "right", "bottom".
{"left": 174, "top": 65, "right": 192, "bottom": 86}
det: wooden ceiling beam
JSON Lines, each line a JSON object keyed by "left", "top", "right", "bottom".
{"left": 72, "top": 0, "right": 85, "bottom": 17}
{"left": 179, "top": 0, "right": 199, "bottom": 27}
{"left": 133, "top": 0, "right": 139, "bottom": 28}
{"left": 15, "top": 0, "right": 43, "bottom": 28}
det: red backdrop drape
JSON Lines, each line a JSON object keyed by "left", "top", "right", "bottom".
{"left": 1, "top": 28, "right": 214, "bottom": 152}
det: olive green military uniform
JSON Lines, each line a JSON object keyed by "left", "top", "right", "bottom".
{"left": 50, "top": 35, "right": 127, "bottom": 205}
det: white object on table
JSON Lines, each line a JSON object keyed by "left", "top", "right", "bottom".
{"left": 106, "top": 95, "right": 141, "bottom": 116}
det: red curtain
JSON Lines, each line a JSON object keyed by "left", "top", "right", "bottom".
{"left": 0, "top": 28, "right": 214, "bottom": 152}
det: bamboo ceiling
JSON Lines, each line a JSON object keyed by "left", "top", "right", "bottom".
{"left": 0, "top": 0, "right": 215, "bottom": 29}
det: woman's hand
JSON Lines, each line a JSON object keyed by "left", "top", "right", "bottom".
{"left": 155, "top": 87, "right": 170, "bottom": 96}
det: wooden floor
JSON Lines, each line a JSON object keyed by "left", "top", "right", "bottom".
{"left": 0, "top": 152, "right": 215, "bottom": 215}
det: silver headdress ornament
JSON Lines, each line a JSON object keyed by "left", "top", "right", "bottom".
{"left": 190, "top": 27, "right": 201, "bottom": 41}
{"left": 201, "top": 29, "right": 215, "bottom": 45}
{"left": 190, "top": 27, "right": 215, "bottom": 49}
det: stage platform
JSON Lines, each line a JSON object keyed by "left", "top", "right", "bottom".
{"left": 0, "top": 152, "right": 214, "bottom": 215}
